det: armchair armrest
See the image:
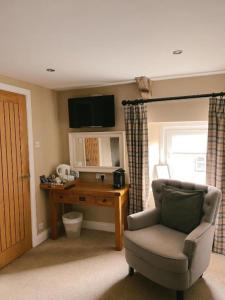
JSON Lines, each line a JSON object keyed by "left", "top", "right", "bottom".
{"left": 127, "top": 208, "right": 160, "bottom": 231}
{"left": 183, "top": 222, "right": 215, "bottom": 270}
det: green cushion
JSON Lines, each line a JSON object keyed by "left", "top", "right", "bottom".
{"left": 160, "top": 185, "right": 205, "bottom": 234}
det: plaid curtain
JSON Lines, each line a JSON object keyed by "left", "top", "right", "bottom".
{"left": 206, "top": 97, "right": 225, "bottom": 255}
{"left": 124, "top": 104, "right": 149, "bottom": 214}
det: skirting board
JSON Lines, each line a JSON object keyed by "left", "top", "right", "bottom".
{"left": 33, "top": 228, "right": 50, "bottom": 247}
{"left": 82, "top": 220, "right": 115, "bottom": 233}
{"left": 33, "top": 220, "right": 115, "bottom": 247}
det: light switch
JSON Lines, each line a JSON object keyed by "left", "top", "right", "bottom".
{"left": 34, "top": 141, "right": 40, "bottom": 148}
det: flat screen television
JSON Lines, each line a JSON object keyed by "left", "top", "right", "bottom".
{"left": 68, "top": 95, "right": 115, "bottom": 128}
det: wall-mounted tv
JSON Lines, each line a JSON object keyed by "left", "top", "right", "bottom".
{"left": 68, "top": 95, "right": 115, "bottom": 128}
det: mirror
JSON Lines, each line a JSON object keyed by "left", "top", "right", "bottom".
{"left": 69, "top": 132, "right": 125, "bottom": 172}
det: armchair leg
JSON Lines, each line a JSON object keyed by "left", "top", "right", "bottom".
{"left": 128, "top": 266, "right": 134, "bottom": 276}
{"left": 176, "top": 290, "right": 184, "bottom": 300}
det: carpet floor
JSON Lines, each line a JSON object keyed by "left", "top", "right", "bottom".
{"left": 0, "top": 229, "right": 224, "bottom": 300}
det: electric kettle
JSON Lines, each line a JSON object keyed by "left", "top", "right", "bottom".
{"left": 56, "top": 164, "right": 72, "bottom": 180}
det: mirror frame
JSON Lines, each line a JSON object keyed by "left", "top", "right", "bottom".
{"left": 69, "top": 131, "right": 126, "bottom": 172}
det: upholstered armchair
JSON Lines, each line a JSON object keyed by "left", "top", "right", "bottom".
{"left": 124, "top": 179, "right": 221, "bottom": 300}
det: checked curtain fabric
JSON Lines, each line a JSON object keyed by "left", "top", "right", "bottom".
{"left": 124, "top": 104, "right": 149, "bottom": 214}
{"left": 207, "top": 97, "right": 225, "bottom": 255}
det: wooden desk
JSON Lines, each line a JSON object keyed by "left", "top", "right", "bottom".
{"left": 41, "top": 182, "right": 129, "bottom": 250}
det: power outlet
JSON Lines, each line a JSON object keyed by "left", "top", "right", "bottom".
{"left": 96, "top": 173, "right": 106, "bottom": 182}
{"left": 38, "top": 222, "right": 44, "bottom": 231}
{"left": 100, "top": 174, "right": 106, "bottom": 182}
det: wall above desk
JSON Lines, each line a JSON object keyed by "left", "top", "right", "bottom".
{"left": 69, "top": 131, "right": 126, "bottom": 173}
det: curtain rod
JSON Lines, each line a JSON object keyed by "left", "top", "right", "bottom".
{"left": 122, "top": 92, "right": 225, "bottom": 106}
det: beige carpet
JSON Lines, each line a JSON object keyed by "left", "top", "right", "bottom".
{"left": 0, "top": 229, "right": 224, "bottom": 300}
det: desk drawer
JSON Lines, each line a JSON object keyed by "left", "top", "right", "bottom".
{"left": 54, "top": 192, "right": 77, "bottom": 203}
{"left": 77, "top": 194, "right": 95, "bottom": 205}
{"left": 95, "top": 196, "right": 115, "bottom": 207}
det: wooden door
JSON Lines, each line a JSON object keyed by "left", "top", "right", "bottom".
{"left": 85, "top": 137, "right": 100, "bottom": 166}
{"left": 0, "top": 90, "right": 32, "bottom": 269}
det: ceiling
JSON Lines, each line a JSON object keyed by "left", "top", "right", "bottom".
{"left": 0, "top": 0, "right": 225, "bottom": 90}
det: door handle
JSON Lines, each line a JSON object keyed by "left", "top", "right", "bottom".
{"left": 20, "top": 174, "right": 30, "bottom": 180}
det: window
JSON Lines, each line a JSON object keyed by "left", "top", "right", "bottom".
{"left": 161, "top": 123, "right": 208, "bottom": 184}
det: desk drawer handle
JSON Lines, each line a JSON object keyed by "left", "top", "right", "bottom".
{"left": 103, "top": 199, "right": 107, "bottom": 202}
{"left": 79, "top": 196, "right": 86, "bottom": 201}
{"left": 59, "top": 195, "right": 63, "bottom": 199}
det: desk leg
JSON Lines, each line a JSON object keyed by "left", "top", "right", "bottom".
{"left": 49, "top": 191, "right": 58, "bottom": 239}
{"left": 115, "top": 197, "right": 123, "bottom": 251}
{"left": 123, "top": 194, "right": 128, "bottom": 230}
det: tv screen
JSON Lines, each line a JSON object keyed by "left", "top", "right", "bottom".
{"left": 68, "top": 95, "right": 115, "bottom": 128}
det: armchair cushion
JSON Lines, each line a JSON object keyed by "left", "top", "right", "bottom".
{"left": 161, "top": 185, "right": 205, "bottom": 234}
{"left": 124, "top": 224, "right": 188, "bottom": 273}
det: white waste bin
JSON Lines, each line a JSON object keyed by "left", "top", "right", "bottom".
{"left": 62, "top": 211, "right": 83, "bottom": 238}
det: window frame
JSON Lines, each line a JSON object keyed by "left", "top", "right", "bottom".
{"left": 160, "top": 122, "right": 208, "bottom": 182}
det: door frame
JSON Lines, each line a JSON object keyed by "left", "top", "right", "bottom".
{"left": 0, "top": 82, "right": 37, "bottom": 247}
